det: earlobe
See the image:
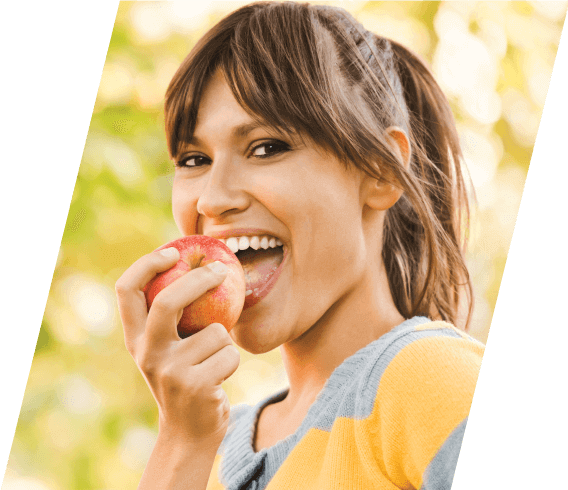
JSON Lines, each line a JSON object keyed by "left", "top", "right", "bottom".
{"left": 364, "top": 177, "right": 404, "bottom": 211}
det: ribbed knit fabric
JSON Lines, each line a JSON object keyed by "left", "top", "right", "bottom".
{"left": 206, "top": 317, "right": 484, "bottom": 490}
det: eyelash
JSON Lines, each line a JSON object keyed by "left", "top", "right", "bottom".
{"left": 175, "top": 140, "right": 291, "bottom": 168}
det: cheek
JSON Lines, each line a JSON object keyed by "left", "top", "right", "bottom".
{"left": 172, "top": 182, "right": 199, "bottom": 236}
{"left": 249, "top": 173, "right": 292, "bottom": 205}
{"left": 295, "top": 190, "right": 364, "bottom": 278}
{"left": 247, "top": 173, "right": 300, "bottom": 226}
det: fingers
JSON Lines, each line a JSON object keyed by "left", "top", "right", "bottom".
{"left": 176, "top": 323, "right": 233, "bottom": 365}
{"left": 116, "top": 247, "right": 180, "bottom": 349}
{"left": 145, "top": 262, "right": 228, "bottom": 346}
{"left": 152, "top": 323, "right": 238, "bottom": 387}
{"left": 194, "top": 343, "right": 241, "bottom": 386}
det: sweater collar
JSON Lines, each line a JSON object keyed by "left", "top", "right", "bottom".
{"left": 218, "top": 316, "right": 431, "bottom": 489}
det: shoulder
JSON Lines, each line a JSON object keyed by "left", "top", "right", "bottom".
{"left": 362, "top": 318, "right": 484, "bottom": 407}
{"left": 357, "top": 318, "right": 484, "bottom": 488}
{"left": 385, "top": 319, "right": 483, "bottom": 404}
{"left": 363, "top": 318, "right": 484, "bottom": 429}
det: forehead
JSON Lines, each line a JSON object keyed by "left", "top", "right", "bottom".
{"left": 175, "top": 72, "right": 256, "bottom": 153}
{"left": 179, "top": 70, "right": 298, "bottom": 152}
{"left": 199, "top": 71, "right": 242, "bottom": 114}
{"left": 195, "top": 71, "right": 254, "bottom": 131}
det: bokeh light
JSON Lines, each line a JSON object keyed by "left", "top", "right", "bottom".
{"left": 119, "top": 427, "right": 157, "bottom": 471}
{"left": 6, "top": 2, "right": 565, "bottom": 488}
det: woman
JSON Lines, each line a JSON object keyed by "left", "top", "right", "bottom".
{"left": 115, "top": 2, "right": 484, "bottom": 489}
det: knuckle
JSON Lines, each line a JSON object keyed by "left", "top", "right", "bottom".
{"left": 137, "top": 352, "right": 157, "bottom": 375}
{"left": 215, "top": 322, "right": 229, "bottom": 334}
{"left": 151, "top": 294, "right": 174, "bottom": 314}
{"left": 228, "top": 345, "right": 241, "bottom": 364}
{"left": 164, "top": 366, "right": 191, "bottom": 395}
{"left": 210, "top": 389, "right": 225, "bottom": 403}
{"left": 159, "top": 362, "right": 179, "bottom": 385}
{"left": 190, "top": 375, "right": 206, "bottom": 394}
{"left": 222, "top": 344, "right": 240, "bottom": 366}
{"left": 217, "top": 345, "right": 240, "bottom": 382}
{"left": 124, "top": 332, "right": 141, "bottom": 355}
{"left": 211, "top": 322, "right": 229, "bottom": 340}
{"left": 114, "top": 279, "right": 129, "bottom": 297}
{"left": 160, "top": 364, "right": 202, "bottom": 394}
{"left": 124, "top": 337, "right": 136, "bottom": 358}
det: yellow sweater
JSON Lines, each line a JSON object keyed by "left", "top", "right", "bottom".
{"left": 207, "top": 317, "right": 484, "bottom": 490}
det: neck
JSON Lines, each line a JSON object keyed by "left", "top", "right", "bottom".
{"left": 278, "top": 260, "right": 405, "bottom": 413}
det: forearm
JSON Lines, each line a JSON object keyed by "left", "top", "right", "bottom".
{"left": 138, "top": 431, "right": 220, "bottom": 490}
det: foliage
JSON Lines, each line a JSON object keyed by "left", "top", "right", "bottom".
{"left": 5, "top": 2, "right": 565, "bottom": 488}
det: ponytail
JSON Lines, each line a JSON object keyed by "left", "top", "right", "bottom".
{"left": 383, "top": 41, "right": 473, "bottom": 328}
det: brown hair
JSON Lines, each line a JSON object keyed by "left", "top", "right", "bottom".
{"left": 165, "top": 1, "right": 474, "bottom": 329}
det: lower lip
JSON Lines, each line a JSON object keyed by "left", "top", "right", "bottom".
{"left": 242, "top": 246, "right": 289, "bottom": 311}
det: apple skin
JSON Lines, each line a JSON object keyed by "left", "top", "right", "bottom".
{"left": 143, "top": 235, "right": 246, "bottom": 338}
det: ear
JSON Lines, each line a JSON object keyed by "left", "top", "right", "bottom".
{"left": 363, "top": 127, "right": 411, "bottom": 211}
{"left": 385, "top": 126, "right": 411, "bottom": 169}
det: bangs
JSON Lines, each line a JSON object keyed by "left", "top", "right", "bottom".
{"left": 164, "top": 2, "right": 399, "bottom": 168}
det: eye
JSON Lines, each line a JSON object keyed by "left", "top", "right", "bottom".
{"left": 176, "top": 154, "right": 211, "bottom": 168}
{"left": 175, "top": 140, "right": 290, "bottom": 167}
{"left": 250, "top": 140, "right": 291, "bottom": 159}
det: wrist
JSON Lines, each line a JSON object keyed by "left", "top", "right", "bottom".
{"left": 157, "top": 422, "right": 225, "bottom": 454}
{"left": 139, "top": 426, "right": 221, "bottom": 490}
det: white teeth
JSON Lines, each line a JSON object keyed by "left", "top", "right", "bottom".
{"left": 218, "top": 238, "right": 226, "bottom": 245}
{"left": 226, "top": 237, "right": 239, "bottom": 253}
{"left": 245, "top": 290, "right": 253, "bottom": 297}
{"left": 217, "top": 234, "right": 283, "bottom": 253}
{"left": 238, "top": 236, "right": 250, "bottom": 250}
{"left": 250, "top": 236, "right": 260, "bottom": 250}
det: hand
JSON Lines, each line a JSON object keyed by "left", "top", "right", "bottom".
{"left": 115, "top": 247, "right": 241, "bottom": 446}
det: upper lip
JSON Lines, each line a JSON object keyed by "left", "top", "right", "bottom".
{"left": 204, "top": 228, "right": 283, "bottom": 242}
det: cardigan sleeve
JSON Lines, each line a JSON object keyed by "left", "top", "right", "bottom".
{"left": 363, "top": 324, "right": 484, "bottom": 490}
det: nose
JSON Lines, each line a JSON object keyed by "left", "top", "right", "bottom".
{"left": 196, "top": 155, "right": 250, "bottom": 218}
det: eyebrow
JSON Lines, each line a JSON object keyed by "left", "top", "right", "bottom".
{"left": 175, "top": 120, "right": 298, "bottom": 159}
{"left": 184, "top": 121, "right": 266, "bottom": 150}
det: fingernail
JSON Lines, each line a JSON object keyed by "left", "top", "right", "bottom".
{"left": 159, "top": 247, "right": 178, "bottom": 258}
{"left": 207, "top": 261, "right": 227, "bottom": 274}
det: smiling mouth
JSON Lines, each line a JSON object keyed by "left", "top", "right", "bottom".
{"left": 235, "top": 245, "right": 285, "bottom": 308}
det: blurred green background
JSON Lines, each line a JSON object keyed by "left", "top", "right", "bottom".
{"left": 4, "top": 2, "right": 566, "bottom": 489}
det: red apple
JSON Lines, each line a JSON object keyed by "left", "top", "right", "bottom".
{"left": 144, "top": 235, "right": 246, "bottom": 338}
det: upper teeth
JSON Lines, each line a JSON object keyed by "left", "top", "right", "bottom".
{"left": 219, "top": 235, "right": 283, "bottom": 254}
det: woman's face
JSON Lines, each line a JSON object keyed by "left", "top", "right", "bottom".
{"left": 172, "top": 70, "right": 375, "bottom": 353}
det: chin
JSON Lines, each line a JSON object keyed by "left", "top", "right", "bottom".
{"left": 230, "top": 313, "right": 286, "bottom": 355}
